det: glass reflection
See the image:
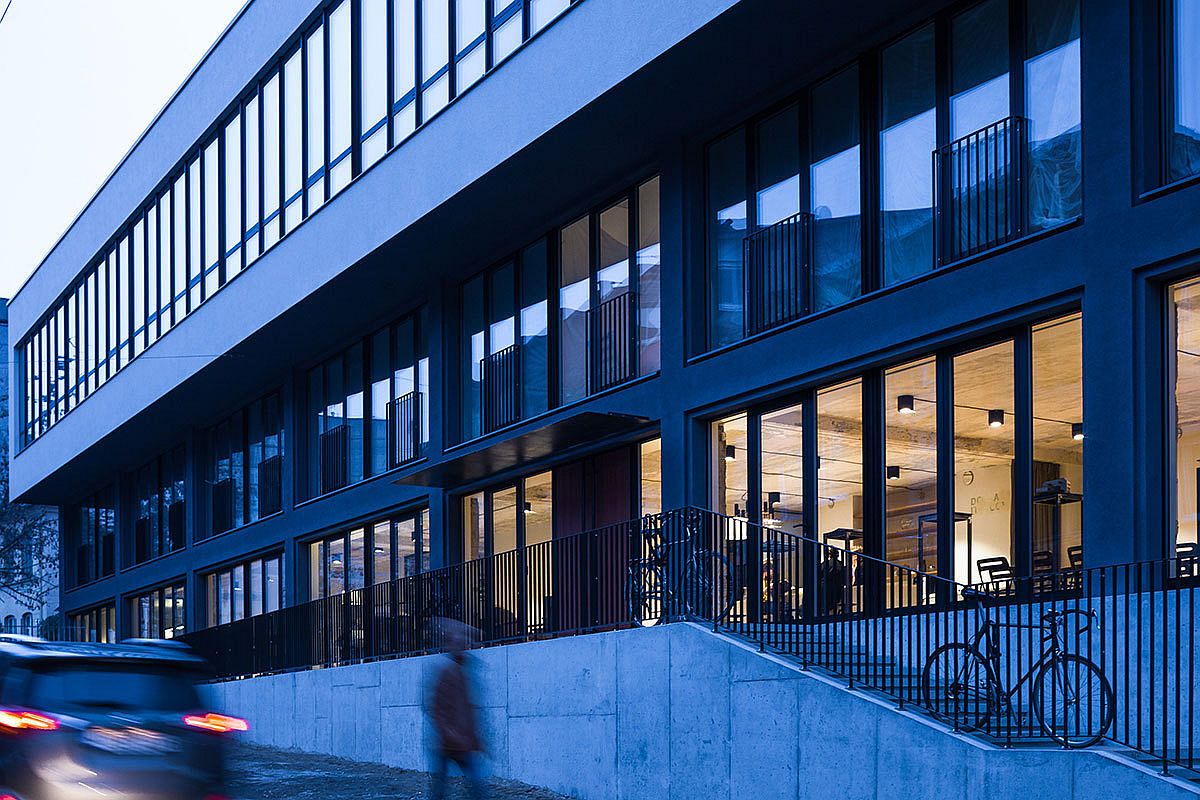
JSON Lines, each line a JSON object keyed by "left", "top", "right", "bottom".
{"left": 1032, "top": 314, "right": 1083, "bottom": 570}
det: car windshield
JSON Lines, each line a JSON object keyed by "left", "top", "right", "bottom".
{"left": 24, "top": 664, "right": 202, "bottom": 712}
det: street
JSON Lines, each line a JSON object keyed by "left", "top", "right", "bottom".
{"left": 227, "top": 742, "right": 569, "bottom": 800}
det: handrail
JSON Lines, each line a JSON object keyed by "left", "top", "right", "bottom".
{"left": 742, "top": 212, "right": 813, "bottom": 336}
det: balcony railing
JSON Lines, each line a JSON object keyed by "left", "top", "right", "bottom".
{"left": 318, "top": 424, "right": 350, "bottom": 495}
{"left": 588, "top": 290, "right": 637, "bottom": 393}
{"left": 210, "top": 477, "right": 235, "bottom": 535}
{"left": 742, "top": 212, "right": 813, "bottom": 337}
{"left": 482, "top": 346, "right": 521, "bottom": 434}
{"left": 257, "top": 454, "right": 283, "bottom": 517}
{"left": 934, "top": 116, "right": 1028, "bottom": 265}
{"left": 389, "top": 391, "right": 423, "bottom": 467}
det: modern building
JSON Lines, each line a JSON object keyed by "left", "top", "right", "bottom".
{"left": 7, "top": 0, "right": 1200, "bottom": 775}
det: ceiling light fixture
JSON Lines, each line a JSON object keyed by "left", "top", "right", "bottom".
{"left": 724, "top": 445, "right": 736, "bottom": 461}
{"left": 988, "top": 409, "right": 1005, "bottom": 428}
{"left": 1072, "top": 422, "right": 1084, "bottom": 441}
{"left": 897, "top": 394, "right": 916, "bottom": 414}
{"left": 886, "top": 465, "right": 901, "bottom": 481}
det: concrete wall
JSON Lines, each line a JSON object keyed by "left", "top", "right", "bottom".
{"left": 208, "top": 623, "right": 1198, "bottom": 800}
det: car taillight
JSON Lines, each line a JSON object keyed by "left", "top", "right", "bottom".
{"left": 183, "top": 712, "right": 248, "bottom": 733}
{"left": 0, "top": 709, "right": 59, "bottom": 732}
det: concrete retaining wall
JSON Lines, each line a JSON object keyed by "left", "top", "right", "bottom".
{"left": 209, "top": 623, "right": 1197, "bottom": 799}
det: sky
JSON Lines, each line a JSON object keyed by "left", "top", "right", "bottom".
{"left": 0, "top": 0, "right": 246, "bottom": 301}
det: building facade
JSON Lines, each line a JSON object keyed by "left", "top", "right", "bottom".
{"left": 5, "top": 0, "right": 1197, "bottom": 643}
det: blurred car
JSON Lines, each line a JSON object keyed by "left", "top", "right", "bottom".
{"left": 0, "top": 635, "right": 245, "bottom": 800}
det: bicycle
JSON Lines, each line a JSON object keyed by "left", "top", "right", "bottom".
{"left": 626, "top": 510, "right": 735, "bottom": 627}
{"left": 920, "top": 588, "right": 1115, "bottom": 748}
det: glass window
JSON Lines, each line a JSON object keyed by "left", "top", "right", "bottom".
{"left": 1025, "top": 0, "right": 1081, "bottom": 228}
{"left": 393, "top": 0, "right": 418, "bottom": 137}
{"left": 950, "top": 0, "right": 1010, "bottom": 140}
{"left": 188, "top": 157, "right": 202, "bottom": 309}
{"left": 361, "top": 0, "right": 390, "bottom": 168}
{"left": 884, "top": 358, "right": 938, "bottom": 582}
{"left": 329, "top": 1, "right": 353, "bottom": 193}
{"left": 306, "top": 24, "right": 327, "bottom": 215}
{"left": 761, "top": 402, "right": 803, "bottom": 533}
{"left": 173, "top": 173, "right": 188, "bottom": 319}
{"left": 817, "top": 380, "right": 863, "bottom": 550}
{"left": 396, "top": 517, "right": 418, "bottom": 578}
{"left": 707, "top": 130, "right": 747, "bottom": 347}
{"left": 880, "top": 25, "right": 936, "bottom": 286}
{"left": 521, "top": 240, "right": 550, "bottom": 417}
{"left": 146, "top": 207, "right": 159, "bottom": 346}
{"left": 224, "top": 116, "right": 242, "bottom": 281}
{"left": 1033, "top": 314, "right": 1083, "bottom": 570}
{"left": 202, "top": 137, "right": 222, "bottom": 299}
{"left": 132, "top": 220, "right": 145, "bottom": 358}
{"left": 712, "top": 413, "right": 749, "bottom": 518}
{"left": 639, "top": 440, "right": 662, "bottom": 517}
{"left": 493, "top": 0, "right": 523, "bottom": 64}
{"left": 456, "top": 0, "right": 486, "bottom": 94}
{"left": 953, "top": 341, "right": 1015, "bottom": 586}
{"left": 263, "top": 73, "right": 282, "bottom": 247}
{"left": 284, "top": 48, "right": 304, "bottom": 231}
{"left": 463, "top": 492, "right": 485, "bottom": 561}
{"left": 1173, "top": 0, "right": 1200, "bottom": 180}
{"left": 559, "top": 216, "right": 590, "bottom": 405}
{"left": 244, "top": 96, "right": 261, "bottom": 262}
{"left": 372, "top": 521, "right": 392, "bottom": 584}
{"left": 530, "top": 0, "right": 568, "bottom": 33}
{"left": 422, "top": 0, "right": 451, "bottom": 117}
{"left": 810, "top": 67, "right": 861, "bottom": 311}
{"left": 493, "top": 486, "right": 519, "bottom": 555}
{"left": 637, "top": 177, "right": 662, "bottom": 376}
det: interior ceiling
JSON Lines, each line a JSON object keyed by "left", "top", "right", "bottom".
{"left": 1176, "top": 285, "right": 1200, "bottom": 429}
{"left": 720, "top": 313, "right": 1084, "bottom": 500}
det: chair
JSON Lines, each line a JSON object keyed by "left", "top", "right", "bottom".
{"left": 1067, "top": 545, "right": 1083, "bottom": 569}
{"left": 1032, "top": 550, "right": 1055, "bottom": 573}
{"left": 1177, "top": 542, "right": 1199, "bottom": 579}
{"left": 976, "top": 556, "right": 1015, "bottom": 595}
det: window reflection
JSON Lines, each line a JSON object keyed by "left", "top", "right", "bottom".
{"left": 1173, "top": 280, "right": 1200, "bottom": 553}
{"left": 1032, "top": 314, "right": 1083, "bottom": 570}
{"left": 811, "top": 68, "right": 862, "bottom": 310}
{"left": 1025, "top": 0, "right": 1081, "bottom": 228}
{"left": 707, "top": 132, "right": 748, "bottom": 347}
{"left": 713, "top": 413, "right": 749, "bottom": 518}
{"left": 1173, "top": 0, "right": 1200, "bottom": 181}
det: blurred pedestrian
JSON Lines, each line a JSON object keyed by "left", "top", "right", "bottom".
{"left": 428, "top": 625, "right": 489, "bottom": 800}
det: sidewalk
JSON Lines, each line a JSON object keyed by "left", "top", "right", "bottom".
{"left": 228, "top": 742, "right": 569, "bottom": 799}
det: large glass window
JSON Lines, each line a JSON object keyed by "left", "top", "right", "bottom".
{"left": 706, "top": 131, "right": 748, "bottom": 348}
{"left": 206, "top": 392, "right": 284, "bottom": 536}
{"left": 224, "top": 114, "right": 243, "bottom": 281}
{"left": 283, "top": 48, "right": 304, "bottom": 231}
{"left": 328, "top": 1, "right": 353, "bottom": 194}
{"left": 361, "top": 0, "right": 390, "bottom": 168}
{"left": 810, "top": 68, "right": 861, "bottom": 310}
{"left": 131, "top": 584, "right": 185, "bottom": 639}
{"left": 456, "top": 0, "right": 487, "bottom": 94}
{"left": 306, "top": 309, "right": 429, "bottom": 497}
{"left": 306, "top": 23, "right": 327, "bottom": 216}
{"left": 244, "top": 95, "right": 261, "bottom": 263}
{"left": 1025, "top": 0, "right": 1081, "bottom": 228}
{"left": 65, "top": 486, "right": 116, "bottom": 588}
{"left": 422, "top": 0, "right": 451, "bottom": 117}
{"left": 1172, "top": 280, "right": 1200, "bottom": 553}
{"left": 263, "top": 72, "right": 282, "bottom": 247}
{"left": 68, "top": 605, "right": 116, "bottom": 644}
{"left": 884, "top": 358, "right": 938, "bottom": 576}
{"left": 953, "top": 341, "right": 1016, "bottom": 586}
{"left": 559, "top": 216, "right": 590, "bottom": 405}
{"left": 1171, "top": 0, "right": 1200, "bottom": 181}
{"left": 880, "top": 25, "right": 936, "bottom": 286}
{"left": 206, "top": 554, "right": 283, "bottom": 627}
{"left": 308, "top": 509, "right": 428, "bottom": 599}
{"left": 712, "top": 413, "right": 749, "bottom": 519}
{"left": 132, "top": 446, "right": 187, "bottom": 565}
{"left": 1032, "top": 313, "right": 1083, "bottom": 569}
{"left": 393, "top": 0, "right": 418, "bottom": 138}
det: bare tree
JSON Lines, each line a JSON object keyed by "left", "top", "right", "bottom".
{"left": 0, "top": 389, "right": 58, "bottom": 610}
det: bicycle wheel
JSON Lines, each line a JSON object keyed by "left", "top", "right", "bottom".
{"left": 921, "top": 643, "right": 998, "bottom": 733}
{"left": 626, "top": 564, "right": 665, "bottom": 627}
{"left": 681, "top": 550, "right": 734, "bottom": 622}
{"left": 1032, "top": 653, "right": 1115, "bottom": 748}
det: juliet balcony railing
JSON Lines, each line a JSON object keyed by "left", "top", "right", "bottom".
{"left": 186, "top": 506, "right": 1200, "bottom": 777}
{"left": 588, "top": 290, "right": 638, "bottom": 393}
{"left": 742, "top": 211, "right": 814, "bottom": 337}
{"left": 318, "top": 424, "right": 350, "bottom": 495}
{"left": 388, "top": 391, "right": 423, "bottom": 468}
{"left": 482, "top": 346, "right": 521, "bottom": 434}
{"left": 934, "top": 116, "right": 1028, "bottom": 265}
{"left": 257, "top": 454, "right": 283, "bottom": 517}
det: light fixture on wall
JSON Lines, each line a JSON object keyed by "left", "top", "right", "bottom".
{"left": 524, "top": 501, "right": 534, "bottom": 514}
{"left": 1072, "top": 422, "right": 1085, "bottom": 441}
{"left": 988, "top": 409, "right": 1005, "bottom": 428}
{"left": 886, "top": 465, "right": 901, "bottom": 481}
{"left": 897, "top": 394, "right": 916, "bottom": 414}
{"left": 725, "top": 445, "right": 737, "bottom": 461}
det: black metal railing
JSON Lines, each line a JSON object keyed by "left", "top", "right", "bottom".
{"left": 183, "top": 504, "right": 1199, "bottom": 774}
{"left": 588, "top": 290, "right": 637, "bottom": 393}
{"left": 210, "top": 477, "right": 235, "bottom": 535}
{"left": 318, "top": 424, "right": 350, "bottom": 495}
{"left": 743, "top": 212, "right": 813, "bottom": 337}
{"left": 934, "top": 116, "right": 1028, "bottom": 265}
{"left": 257, "top": 454, "right": 283, "bottom": 517}
{"left": 389, "top": 391, "right": 422, "bottom": 466}
{"left": 482, "top": 346, "right": 521, "bottom": 434}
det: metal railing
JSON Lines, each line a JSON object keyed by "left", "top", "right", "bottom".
{"left": 742, "top": 212, "right": 813, "bottom": 336}
{"left": 389, "top": 391, "right": 422, "bottom": 467}
{"left": 257, "top": 454, "right": 283, "bottom": 517}
{"left": 588, "top": 291, "right": 637, "bottom": 393}
{"left": 934, "top": 116, "right": 1028, "bottom": 265}
{"left": 182, "top": 505, "right": 1200, "bottom": 774}
{"left": 482, "top": 346, "right": 521, "bottom": 434}
{"left": 318, "top": 424, "right": 350, "bottom": 495}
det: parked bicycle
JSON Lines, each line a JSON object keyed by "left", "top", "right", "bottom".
{"left": 920, "top": 588, "right": 1115, "bottom": 748}
{"left": 626, "top": 510, "right": 734, "bottom": 626}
